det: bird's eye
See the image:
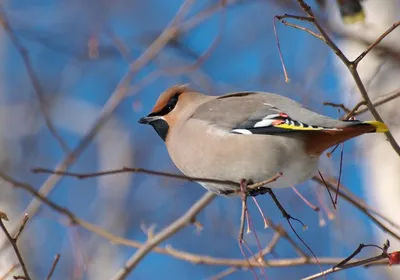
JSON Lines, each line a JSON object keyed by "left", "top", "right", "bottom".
{"left": 166, "top": 94, "right": 179, "bottom": 113}
{"left": 150, "top": 93, "right": 180, "bottom": 117}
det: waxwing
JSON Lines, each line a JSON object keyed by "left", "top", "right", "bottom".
{"left": 139, "top": 84, "right": 388, "bottom": 196}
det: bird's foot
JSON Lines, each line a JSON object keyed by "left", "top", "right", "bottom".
{"left": 239, "top": 179, "right": 253, "bottom": 199}
{"left": 247, "top": 186, "right": 269, "bottom": 197}
{"left": 218, "top": 189, "right": 235, "bottom": 196}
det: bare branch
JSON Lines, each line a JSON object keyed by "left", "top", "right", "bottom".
{"left": 302, "top": 254, "right": 388, "bottom": 280}
{"left": 32, "top": 167, "right": 282, "bottom": 194}
{"left": 0, "top": 263, "right": 20, "bottom": 280}
{"left": 211, "top": 232, "right": 281, "bottom": 279}
{"left": 351, "top": 88, "right": 400, "bottom": 117}
{"left": 46, "top": 254, "right": 61, "bottom": 280}
{"left": 323, "top": 102, "right": 351, "bottom": 113}
{"left": 0, "top": 212, "right": 31, "bottom": 280}
{"left": 312, "top": 176, "right": 400, "bottom": 242}
{"left": 13, "top": 214, "right": 29, "bottom": 242}
{"left": 111, "top": 191, "right": 216, "bottom": 280}
{"left": 0, "top": 5, "right": 70, "bottom": 153}
{"left": 32, "top": 167, "right": 238, "bottom": 187}
{"left": 0, "top": 169, "right": 396, "bottom": 276}
{"left": 353, "top": 22, "right": 400, "bottom": 66}
{"left": 2, "top": 0, "right": 235, "bottom": 252}
{"left": 279, "top": 0, "right": 400, "bottom": 156}
{"left": 324, "top": 88, "right": 400, "bottom": 120}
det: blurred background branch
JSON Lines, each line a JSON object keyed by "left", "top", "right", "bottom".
{"left": 0, "top": 0, "right": 399, "bottom": 279}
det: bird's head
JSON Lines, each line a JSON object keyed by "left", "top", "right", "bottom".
{"left": 138, "top": 84, "right": 191, "bottom": 141}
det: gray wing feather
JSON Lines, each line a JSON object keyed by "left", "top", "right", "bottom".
{"left": 191, "top": 91, "right": 347, "bottom": 130}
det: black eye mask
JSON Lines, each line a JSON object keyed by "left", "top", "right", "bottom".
{"left": 147, "top": 94, "right": 179, "bottom": 117}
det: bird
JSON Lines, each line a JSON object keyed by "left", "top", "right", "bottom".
{"left": 138, "top": 84, "right": 388, "bottom": 196}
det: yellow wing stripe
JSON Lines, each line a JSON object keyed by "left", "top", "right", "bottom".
{"left": 274, "top": 123, "right": 332, "bottom": 131}
{"left": 275, "top": 121, "right": 389, "bottom": 133}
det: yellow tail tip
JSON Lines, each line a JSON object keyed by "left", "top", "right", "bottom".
{"left": 363, "top": 121, "right": 389, "bottom": 133}
{"left": 342, "top": 12, "right": 366, "bottom": 24}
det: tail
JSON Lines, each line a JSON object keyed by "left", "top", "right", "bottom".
{"left": 306, "top": 120, "right": 388, "bottom": 155}
{"left": 338, "top": 0, "right": 366, "bottom": 25}
{"left": 362, "top": 120, "right": 389, "bottom": 133}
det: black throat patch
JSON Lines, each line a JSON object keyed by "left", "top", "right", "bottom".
{"left": 149, "top": 119, "right": 169, "bottom": 141}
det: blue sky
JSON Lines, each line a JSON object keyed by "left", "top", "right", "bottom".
{"left": 0, "top": 1, "right": 386, "bottom": 279}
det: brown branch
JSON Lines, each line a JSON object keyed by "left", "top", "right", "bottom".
{"left": 342, "top": 101, "right": 366, "bottom": 120}
{"left": 32, "top": 167, "right": 282, "bottom": 194}
{"left": 46, "top": 254, "right": 61, "bottom": 280}
{"left": 323, "top": 102, "right": 351, "bottom": 113}
{"left": 0, "top": 263, "right": 20, "bottom": 280}
{"left": 276, "top": 15, "right": 323, "bottom": 40}
{"left": 0, "top": 5, "right": 70, "bottom": 153}
{"left": 210, "top": 267, "right": 237, "bottom": 280}
{"left": 32, "top": 167, "right": 238, "bottom": 187}
{"left": 111, "top": 172, "right": 282, "bottom": 280}
{"left": 13, "top": 214, "right": 29, "bottom": 242}
{"left": 312, "top": 176, "right": 400, "bottom": 242}
{"left": 32, "top": 167, "right": 309, "bottom": 259}
{"left": 353, "top": 22, "right": 400, "bottom": 66}
{"left": 0, "top": 212, "right": 31, "bottom": 280}
{"left": 302, "top": 254, "right": 388, "bottom": 280}
{"left": 324, "top": 88, "right": 400, "bottom": 120}
{"left": 351, "top": 88, "right": 400, "bottom": 117}
{"left": 1, "top": 0, "right": 234, "bottom": 252}
{"left": 280, "top": 1, "right": 400, "bottom": 156}
{"left": 111, "top": 191, "right": 216, "bottom": 280}
{"left": 0, "top": 169, "right": 396, "bottom": 277}
{"left": 211, "top": 232, "right": 281, "bottom": 280}
{"left": 115, "top": 246, "right": 389, "bottom": 269}
{"left": 16, "top": 164, "right": 400, "bottom": 280}
{"left": 126, "top": 0, "right": 228, "bottom": 96}
{"left": 332, "top": 179, "right": 400, "bottom": 231}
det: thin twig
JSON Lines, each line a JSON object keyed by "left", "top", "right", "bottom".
{"left": 210, "top": 232, "right": 281, "bottom": 280}
{"left": 280, "top": 20, "right": 324, "bottom": 40}
{"left": 34, "top": 167, "right": 304, "bottom": 258}
{"left": 0, "top": 263, "right": 20, "bottom": 280}
{"left": 46, "top": 254, "right": 61, "bottom": 280}
{"left": 0, "top": 5, "right": 70, "bottom": 153}
{"left": 334, "top": 243, "right": 389, "bottom": 269}
{"left": 0, "top": 212, "right": 31, "bottom": 280}
{"left": 312, "top": 176, "right": 400, "bottom": 241}
{"left": 162, "top": 245, "right": 390, "bottom": 268}
{"left": 210, "top": 267, "right": 238, "bottom": 280}
{"left": 273, "top": 16, "right": 290, "bottom": 82}
{"left": 353, "top": 21, "right": 400, "bottom": 66}
{"left": 32, "top": 168, "right": 283, "bottom": 194}
{"left": 13, "top": 214, "right": 29, "bottom": 242}
{"left": 351, "top": 88, "right": 400, "bottom": 117}
{"left": 32, "top": 167, "right": 239, "bottom": 186}
{"left": 301, "top": 254, "right": 388, "bottom": 280}
{"left": 291, "top": 186, "right": 320, "bottom": 211}
{"left": 323, "top": 102, "right": 351, "bottom": 113}
{"left": 0, "top": 169, "right": 396, "bottom": 273}
{"left": 287, "top": 0, "right": 400, "bottom": 156}
{"left": 323, "top": 88, "right": 400, "bottom": 120}
{"left": 1, "top": 0, "right": 233, "bottom": 252}
{"left": 2, "top": 168, "right": 398, "bottom": 277}
{"left": 265, "top": 188, "right": 326, "bottom": 279}
{"left": 111, "top": 191, "right": 216, "bottom": 280}
{"left": 334, "top": 143, "right": 344, "bottom": 205}
{"left": 332, "top": 179, "right": 400, "bottom": 230}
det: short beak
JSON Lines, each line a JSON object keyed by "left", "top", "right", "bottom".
{"left": 138, "top": 115, "right": 160, "bottom": 124}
